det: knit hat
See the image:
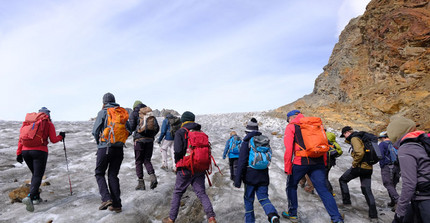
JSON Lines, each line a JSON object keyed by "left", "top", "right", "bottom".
{"left": 38, "top": 107, "right": 51, "bottom": 118}
{"left": 387, "top": 116, "right": 416, "bottom": 143}
{"left": 245, "top": 118, "right": 258, "bottom": 133}
{"left": 133, "top": 100, "right": 144, "bottom": 110}
{"left": 181, "top": 111, "right": 195, "bottom": 123}
{"left": 340, "top": 126, "right": 353, "bottom": 138}
{"left": 287, "top": 110, "right": 301, "bottom": 120}
{"left": 103, "top": 92, "right": 115, "bottom": 104}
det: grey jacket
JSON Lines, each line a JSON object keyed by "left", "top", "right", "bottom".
{"left": 396, "top": 135, "right": 430, "bottom": 216}
{"left": 92, "top": 102, "right": 132, "bottom": 148}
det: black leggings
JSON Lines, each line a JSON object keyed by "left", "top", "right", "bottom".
{"left": 22, "top": 150, "right": 48, "bottom": 199}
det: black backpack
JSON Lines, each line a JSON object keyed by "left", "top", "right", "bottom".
{"left": 167, "top": 116, "right": 181, "bottom": 138}
{"left": 353, "top": 131, "right": 382, "bottom": 165}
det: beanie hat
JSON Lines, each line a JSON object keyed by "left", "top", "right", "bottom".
{"left": 38, "top": 107, "right": 51, "bottom": 118}
{"left": 245, "top": 118, "right": 258, "bottom": 133}
{"left": 133, "top": 100, "right": 144, "bottom": 110}
{"left": 287, "top": 110, "right": 301, "bottom": 120}
{"left": 340, "top": 126, "right": 353, "bottom": 138}
{"left": 387, "top": 116, "right": 416, "bottom": 143}
{"left": 103, "top": 92, "right": 115, "bottom": 104}
{"left": 181, "top": 111, "right": 195, "bottom": 123}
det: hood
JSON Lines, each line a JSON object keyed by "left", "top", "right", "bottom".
{"left": 182, "top": 122, "right": 201, "bottom": 131}
{"left": 387, "top": 116, "right": 416, "bottom": 144}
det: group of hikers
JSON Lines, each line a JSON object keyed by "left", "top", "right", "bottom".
{"left": 15, "top": 92, "right": 430, "bottom": 223}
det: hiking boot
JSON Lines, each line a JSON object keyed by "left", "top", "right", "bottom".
{"left": 98, "top": 200, "right": 112, "bottom": 210}
{"left": 108, "top": 206, "right": 122, "bottom": 213}
{"left": 22, "top": 196, "right": 34, "bottom": 212}
{"left": 32, "top": 197, "right": 44, "bottom": 205}
{"left": 149, "top": 173, "right": 158, "bottom": 189}
{"left": 270, "top": 216, "right": 280, "bottom": 223}
{"left": 208, "top": 216, "right": 216, "bottom": 223}
{"left": 162, "top": 217, "right": 174, "bottom": 223}
{"left": 282, "top": 211, "right": 298, "bottom": 222}
{"left": 135, "top": 179, "right": 146, "bottom": 190}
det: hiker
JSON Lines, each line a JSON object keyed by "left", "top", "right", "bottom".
{"left": 234, "top": 118, "right": 280, "bottom": 223}
{"left": 163, "top": 111, "right": 216, "bottom": 223}
{"left": 157, "top": 113, "right": 179, "bottom": 172}
{"left": 378, "top": 131, "right": 400, "bottom": 210}
{"left": 17, "top": 107, "right": 65, "bottom": 212}
{"left": 129, "top": 100, "right": 160, "bottom": 190}
{"left": 92, "top": 92, "right": 131, "bottom": 213}
{"left": 338, "top": 126, "right": 378, "bottom": 221}
{"left": 326, "top": 130, "right": 343, "bottom": 196}
{"left": 222, "top": 131, "right": 241, "bottom": 182}
{"left": 283, "top": 110, "right": 343, "bottom": 223}
{"left": 387, "top": 116, "right": 430, "bottom": 223}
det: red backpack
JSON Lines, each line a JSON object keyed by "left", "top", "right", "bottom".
{"left": 176, "top": 128, "right": 222, "bottom": 185}
{"left": 19, "top": 112, "right": 50, "bottom": 147}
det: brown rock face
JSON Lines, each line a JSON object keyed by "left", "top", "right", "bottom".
{"left": 272, "top": 0, "right": 430, "bottom": 133}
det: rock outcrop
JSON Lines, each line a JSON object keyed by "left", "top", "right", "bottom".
{"left": 272, "top": 0, "right": 430, "bottom": 133}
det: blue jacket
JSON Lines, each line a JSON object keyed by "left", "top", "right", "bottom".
{"left": 379, "top": 140, "right": 394, "bottom": 168}
{"left": 234, "top": 131, "right": 270, "bottom": 188}
{"left": 223, "top": 135, "right": 240, "bottom": 159}
{"left": 92, "top": 102, "right": 132, "bottom": 149}
{"left": 157, "top": 115, "right": 174, "bottom": 143}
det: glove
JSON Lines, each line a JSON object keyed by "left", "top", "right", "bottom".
{"left": 392, "top": 213, "right": 404, "bottom": 223}
{"left": 59, "top": 132, "right": 66, "bottom": 140}
{"left": 16, "top": 154, "right": 23, "bottom": 164}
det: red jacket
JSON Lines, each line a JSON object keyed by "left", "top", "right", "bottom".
{"left": 17, "top": 121, "right": 63, "bottom": 155}
{"left": 283, "top": 114, "right": 326, "bottom": 174}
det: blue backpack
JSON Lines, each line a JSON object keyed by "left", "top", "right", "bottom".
{"left": 228, "top": 135, "right": 242, "bottom": 156}
{"left": 248, "top": 135, "right": 272, "bottom": 169}
{"left": 387, "top": 142, "right": 398, "bottom": 164}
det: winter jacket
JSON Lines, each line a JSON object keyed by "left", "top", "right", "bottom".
{"left": 17, "top": 120, "right": 63, "bottom": 155}
{"left": 92, "top": 102, "right": 132, "bottom": 149}
{"left": 378, "top": 140, "right": 395, "bottom": 168}
{"left": 234, "top": 131, "right": 270, "bottom": 188}
{"left": 345, "top": 132, "right": 372, "bottom": 170}
{"left": 283, "top": 114, "right": 326, "bottom": 175}
{"left": 223, "top": 135, "right": 240, "bottom": 159}
{"left": 157, "top": 114, "right": 174, "bottom": 143}
{"left": 129, "top": 104, "right": 160, "bottom": 141}
{"left": 396, "top": 131, "right": 430, "bottom": 217}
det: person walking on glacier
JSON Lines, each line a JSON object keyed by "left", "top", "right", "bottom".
{"left": 234, "top": 118, "right": 280, "bottom": 223}
{"left": 223, "top": 131, "right": 241, "bottom": 182}
{"left": 283, "top": 110, "right": 343, "bottom": 223}
{"left": 92, "top": 93, "right": 131, "bottom": 213}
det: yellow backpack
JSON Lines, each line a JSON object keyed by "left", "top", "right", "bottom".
{"left": 101, "top": 106, "right": 129, "bottom": 145}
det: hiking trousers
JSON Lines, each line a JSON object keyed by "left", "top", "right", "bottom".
{"left": 286, "top": 164, "right": 343, "bottom": 222}
{"left": 160, "top": 139, "right": 175, "bottom": 168}
{"left": 244, "top": 184, "right": 278, "bottom": 223}
{"left": 403, "top": 199, "right": 430, "bottom": 223}
{"left": 22, "top": 150, "right": 48, "bottom": 199}
{"left": 95, "top": 146, "right": 123, "bottom": 208}
{"left": 229, "top": 158, "right": 238, "bottom": 181}
{"left": 339, "top": 167, "right": 377, "bottom": 218}
{"left": 169, "top": 169, "right": 215, "bottom": 221}
{"left": 381, "top": 164, "right": 400, "bottom": 203}
{"left": 134, "top": 140, "right": 155, "bottom": 178}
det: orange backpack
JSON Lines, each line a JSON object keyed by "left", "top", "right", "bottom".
{"left": 19, "top": 112, "right": 50, "bottom": 147}
{"left": 101, "top": 106, "right": 129, "bottom": 145}
{"left": 295, "top": 117, "right": 330, "bottom": 158}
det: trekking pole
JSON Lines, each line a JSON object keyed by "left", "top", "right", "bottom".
{"left": 63, "top": 139, "right": 73, "bottom": 196}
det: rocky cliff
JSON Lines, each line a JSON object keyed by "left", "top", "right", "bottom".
{"left": 272, "top": 0, "right": 430, "bottom": 133}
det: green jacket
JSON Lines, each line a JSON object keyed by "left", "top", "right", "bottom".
{"left": 326, "top": 131, "right": 343, "bottom": 156}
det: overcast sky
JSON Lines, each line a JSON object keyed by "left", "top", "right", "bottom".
{"left": 0, "top": 0, "right": 370, "bottom": 121}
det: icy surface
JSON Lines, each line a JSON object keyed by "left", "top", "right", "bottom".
{"left": 0, "top": 113, "right": 395, "bottom": 222}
